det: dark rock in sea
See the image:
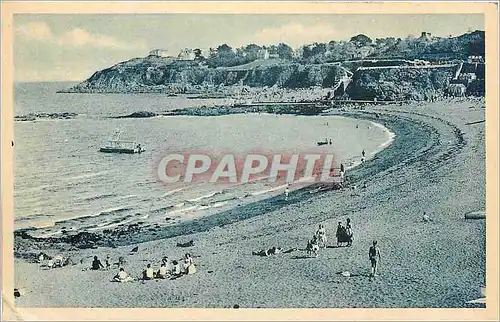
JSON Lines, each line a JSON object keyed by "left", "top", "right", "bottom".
{"left": 165, "top": 217, "right": 172, "bottom": 221}
{"left": 176, "top": 240, "right": 194, "bottom": 248}
{"left": 131, "top": 246, "right": 139, "bottom": 253}
{"left": 233, "top": 304, "right": 240, "bottom": 309}
{"left": 114, "top": 111, "right": 157, "bottom": 119}
{"left": 14, "top": 112, "right": 78, "bottom": 121}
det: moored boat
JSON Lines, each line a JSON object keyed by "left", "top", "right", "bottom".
{"left": 99, "top": 129, "right": 145, "bottom": 154}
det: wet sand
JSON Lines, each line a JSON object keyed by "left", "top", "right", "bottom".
{"left": 13, "top": 98, "right": 486, "bottom": 308}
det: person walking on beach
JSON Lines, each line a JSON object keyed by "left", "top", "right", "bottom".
{"left": 315, "top": 224, "right": 327, "bottom": 248}
{"left": 285, "top": 185, "right": 290, "bottom": 201}
{"left": 340, "top": 163, "right": 346, "bottom": 183}
{"left": 369, "top": 241, "right": 381, "bottom": 277}
{"left": 361, "top": 150, "right": 366, "bottom": 162}
{"left": 346, "top": 218, "right": 353, "bottom": 246}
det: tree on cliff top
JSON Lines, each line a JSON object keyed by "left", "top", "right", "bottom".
{"left": 277, "top": 43, "right": 293, "bottom": 60}
{"left": 350, "top": 34, "right": 373, "bottom": 46}
{"left": 207, "top": 44, "right": 244, "bottom": 67}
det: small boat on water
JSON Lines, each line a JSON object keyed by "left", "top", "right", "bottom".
{"left": 99, "top": 129, "right": 145, "bottom": 154}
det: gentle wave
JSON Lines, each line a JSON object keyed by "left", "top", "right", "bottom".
{"left": 186, "top": 190, "right": 224, "bottom": 202}
{"left": 52, "top": 206, "right": 133, "bottom": 226}
{"left": 59, "top": 170, "right": 112, "bottom": 182}
{"left": 83, "top": 193, "right": 117, "bottom": 202}
{"left": 160, "top": 187, "right": 187, "bottom": 197}
{"left": 250, "top": 183, "right": 289, "bottom": 196}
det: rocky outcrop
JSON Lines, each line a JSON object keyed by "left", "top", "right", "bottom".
{"left": 14, "top": 112, "right": 78, "bottom": 121}
{"left": 113, "top": 111, "right": 157, "bottom": 118}
{"left": 346, "top": 66, "right": 457, "bottom": 101}
{"left": 62, "top": 57, "right": 346, "bottom": 93}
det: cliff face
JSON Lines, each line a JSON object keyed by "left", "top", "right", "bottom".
{"left": 66, "top": 56, "right": 469, "bottom": 101}
{"left": 66, "top": 56, "right": 346, "bottom": 93}
{"left": 346, "top": 66, "right": 457, "bottom": 101}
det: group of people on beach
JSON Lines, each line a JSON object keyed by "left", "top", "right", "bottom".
{"left": 136, "top": 253, "right": 196, "bottom": 282}
{"left": 86, "top": 253, "right": 196, "bottom": 283}
{"left": 306, "top": 221, "right": 381, "bottom": 277}
{"left": 306, "top": 219, "right": 353, "bottom": 257}
{"left": 38, "top": 253, "right": 75, "bottom": 269}
{"left": 255, "top": 219, "right": 380, "bottom": 277}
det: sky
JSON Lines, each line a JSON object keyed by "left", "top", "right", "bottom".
{"left": 13, "top": 14, "right": 484, "bottom": 82}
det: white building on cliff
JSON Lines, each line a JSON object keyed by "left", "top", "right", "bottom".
{"left": 149, "top": 49, "right": 171, "bottom": 57}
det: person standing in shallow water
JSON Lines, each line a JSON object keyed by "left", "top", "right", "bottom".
{"left": 369, "top": 241, "right": 381, "bottom": 277}
{"left": 361, "top": 150, "right": 366, "bottom": 162}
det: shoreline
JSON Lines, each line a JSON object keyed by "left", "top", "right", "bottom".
{"left": 13, "top": 98, "right": 485, "bottom": 308}
{"left": 14, "top": 110, "right": 398, "bottom": 253}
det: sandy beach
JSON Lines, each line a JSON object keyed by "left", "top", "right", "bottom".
{"left": 13, "top": 98, "right": 486, "bottom": 308}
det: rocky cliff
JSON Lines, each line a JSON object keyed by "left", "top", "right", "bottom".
{"left": 346, "top": 66, "right": 457, "bottom": 101}
{"left": 65, "top": 56, "right": 471, "bottom": 101}
{"left": 64, "top": 56, "right": 346, "bottom": 93}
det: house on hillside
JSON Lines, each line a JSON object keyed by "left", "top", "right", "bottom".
{"left": 149, "top": 49, "right": 171, "bottom": 58}
{"left": 178, "top": 48, "right": 196, "bottom": 61}
{"left": 419, "top": 32, "right": 433, "bottom": 41}
{"left": 257, "top": 48, "right": 270, "bottom": 60}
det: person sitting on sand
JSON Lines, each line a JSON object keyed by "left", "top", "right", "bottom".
{"left": 307, "top": 235, "right": 320, "bottom": 257}
{"left": 156, "top": 263, "right": 170, "bottom": 279}
{"left": 369, "top": 240, "right": 381, "bottom": 277}
{"left": 91, "top": 256, "right": 105, "bottom": 270}
{"left": 143, "top": 264, "right": 155, "bottom": 280}
{"left": 182, "top": 253, "right": 194, "bottom": 273}
{"left": 113, "top": 267, "right": 134, "bottom": 283}
{"left": 161, "top": 256, "right": 170, "bottom": 271}
{"left": 171, "top": 260, "right": 182, "bottom": 277}
{"left": 185, "top": 260, "right": 197, "bottom": 275}
{"left": 252, "top": 247, "right": 282, "bottom": 257}
{"left": 315, "top": 224, "right": 327, "bottom": 248}
{"left": 63, "top": 256, "right": 75, "bottom": 267}
{"left": 105, "top": 255, "right": 111, "bottom": 270}
{"left": 53, "top": 254, "right": 64, "bottom": 268}
{"left": 118, "top": 256, "right": 126, "bottom": 267}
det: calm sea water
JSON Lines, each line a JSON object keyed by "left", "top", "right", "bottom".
{"left": 14, "top": 82, "right": 393, "bottom": 237}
